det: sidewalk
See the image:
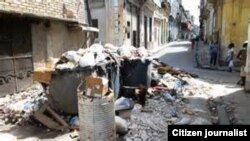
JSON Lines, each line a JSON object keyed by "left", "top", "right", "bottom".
{"left": 195, "top": 41, "right": 240, "bottom": 72}
{"left": 149, "top": 41, "right": 192, "bottom": 55}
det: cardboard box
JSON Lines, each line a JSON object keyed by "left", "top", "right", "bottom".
{"left": 33, "top": 68, "right": 54, "bottom": 84}
{"left": 85, "top": 76, "right": 109, "bottom": 98}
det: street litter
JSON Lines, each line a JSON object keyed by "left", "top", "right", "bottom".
{"left": 0, "top": 82, "right": 47, "bottom": 125}
{"left": 115, "top": 97, "right": 134, "bottom": 111}
{"left": 162, "top": 92, "right": 175, "bottom": 102}
{"left": 0, "top": 42, "right": 214, "bottom": 141}
{"left": 69, "top": 116, "right": 79, "bottom": 127}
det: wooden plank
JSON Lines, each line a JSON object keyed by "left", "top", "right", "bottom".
{"left": 34, "top": 112, "right": 64, "bottom": 130}
{"left": 34, "top": 103, "right": 67, "bottom": 130}
{"left": 46, "top": 106, "right": 68, "bottom": 127}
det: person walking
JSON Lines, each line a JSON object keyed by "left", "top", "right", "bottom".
{"left": 209, "top": 41, "right": 219, "bottom": 68}
{"left": 226, "top": 43, "right": 235, "bottom": 72}
{"left": 236, "top": 42, "right": 248, "bottom": 86}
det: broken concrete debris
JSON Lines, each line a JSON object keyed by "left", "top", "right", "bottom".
{"left": 0, "top": 82, "right": 47, "bottom": 125}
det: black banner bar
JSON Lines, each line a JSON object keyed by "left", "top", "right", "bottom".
{"left": 168, "top": 125, "right": 250, "bottom": 140}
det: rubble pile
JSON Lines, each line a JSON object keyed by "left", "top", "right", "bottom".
{"left": 0, "top": 82, "right": 47, "bottom": 125}
{"left": 119, "top": 62, "right": 213, "bottom": 140}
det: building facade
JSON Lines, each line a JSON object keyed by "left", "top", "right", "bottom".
{"left": 168, "top": 0, "right": 182, "bottom": 41}
{"left": 200, "top": 0, "right": 250, "bottom": 60}
{"left": 0, "top": 0, "right": 91, "bottom": 96}
{"left": 140, "top": 0, "right": 170, "bottom": 49}
{"left": 89, "top": 0, "right": 170, "bottom": 49}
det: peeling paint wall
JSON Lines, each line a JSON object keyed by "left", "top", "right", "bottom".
{"left": 217, "top": 0, "right": 250, "bottom": 59}
{"left": 244, "top": 19, "right": 250, "bottom": 91}
{"left": 89, "top": 1, "right": 106, "bottom": 44}
{"left": 32, "top": 21, "right": 86, "bottom": 69}
{"left": 89, "top": 0, "right": 169, "bottom": 48}
{"left": 125, "top": 1, "right": 139, "bottom": 47}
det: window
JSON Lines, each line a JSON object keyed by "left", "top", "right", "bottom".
{"left": 92, "top": 19, "right": 99, "bottom": 38}
{"left": 149, "top": 18, "right": 152, "bottom": 41}
{"left": 92, "top": 19, "right": 98, "bottom": 28}
{"left": 127, "top": 21, "right": 130, "bottom": 39}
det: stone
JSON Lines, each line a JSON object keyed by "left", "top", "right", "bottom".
{"left": 191, "top": 117, "right": 212, "bottom": 125}
{"left": 116, "top": 116, "right": 129, "bottom": 135}
{"left": 140, "top": 130, "right": 149, "bottom": 141}
{"left": 175, "top": 117, "right": 192, "bottom": 125}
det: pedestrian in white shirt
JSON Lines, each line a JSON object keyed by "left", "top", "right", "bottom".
{"left": 226, "top": 43, "right": 235, "bottom": 72}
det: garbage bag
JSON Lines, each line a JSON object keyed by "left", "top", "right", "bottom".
{"left": 115, "top": 97, "right": 134, "bottom": 111}
{"left": 137, "top": 46, "right": 148, "bottom": 57}
{"left": 63, "top": 51, "right": 80, "bottom": 63}
{"left": 79, "top": 52, "right": 95, "bottom": 67}
{"left": 104, "top": 43, "right": 118, "bottom": 52}
{"left": 77, "top": 48, "right": 86, "bottom": 56}
{"left": 89, "top": 43, "right": 106, "bottom": 63}
{"left": 89, "top": 43, "right": 104, "bottom": 54}
{"left": 56, "top": 62, "right": 76, "bottom": 70}
{"left": 69, "top": 116, "right": 79, "bottom": 127}
{"left": 117, "top": 45, "right": 132, "bottom": 58}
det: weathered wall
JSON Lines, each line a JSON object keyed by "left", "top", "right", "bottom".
{"left": 125, "top": 2, "right": 138, "bottom": 46}
{"left": 0, "top": 19, "right": 33, "bottom": 95}
{"left": 245, "top": 19, "right": 250, "bottom": 91}
{"left": 141, "top": 5, "right": 154, "bottom": 48}
{"left": 0, "top": 0, "right": 87, "bottom": 24}
{"left": 89, "top": 7, "right": 106, "bottom": 44}
{"left": 89, "top": 0, "right": 106, "bottom": 44}
{"left": 32, "top": 23, "right": 47, "bottom": 68}
{"left": 32, "top": 21, "right": 86, "bottom": 69}
{"left": 89, "top": 0, "right": 123, "bottom": 46}
{"left": 218, "top": 0, "right": 250, "bottom": 59}
{"left": 154, "top": 18, "right": 161, "bottom": 47}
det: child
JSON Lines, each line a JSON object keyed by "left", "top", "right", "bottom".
{"left": 226, "top": 43, "right": 235, "bottom": 72}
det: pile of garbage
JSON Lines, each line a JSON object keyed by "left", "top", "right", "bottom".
{"left": 114, "top": 61, "right": 214, "bottom": 140}
{"left": 0, "top": 42, "right": 216, "bottom": 140}
{"left": 0, "top": 82, "right": 47, "bottom": 125}
{"left": 55, "top": 43, "right": 149, "bottom": 70}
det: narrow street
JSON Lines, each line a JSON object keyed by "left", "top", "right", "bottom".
{"left": 154, "top": 41, "right": 250, "bottom": 125}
